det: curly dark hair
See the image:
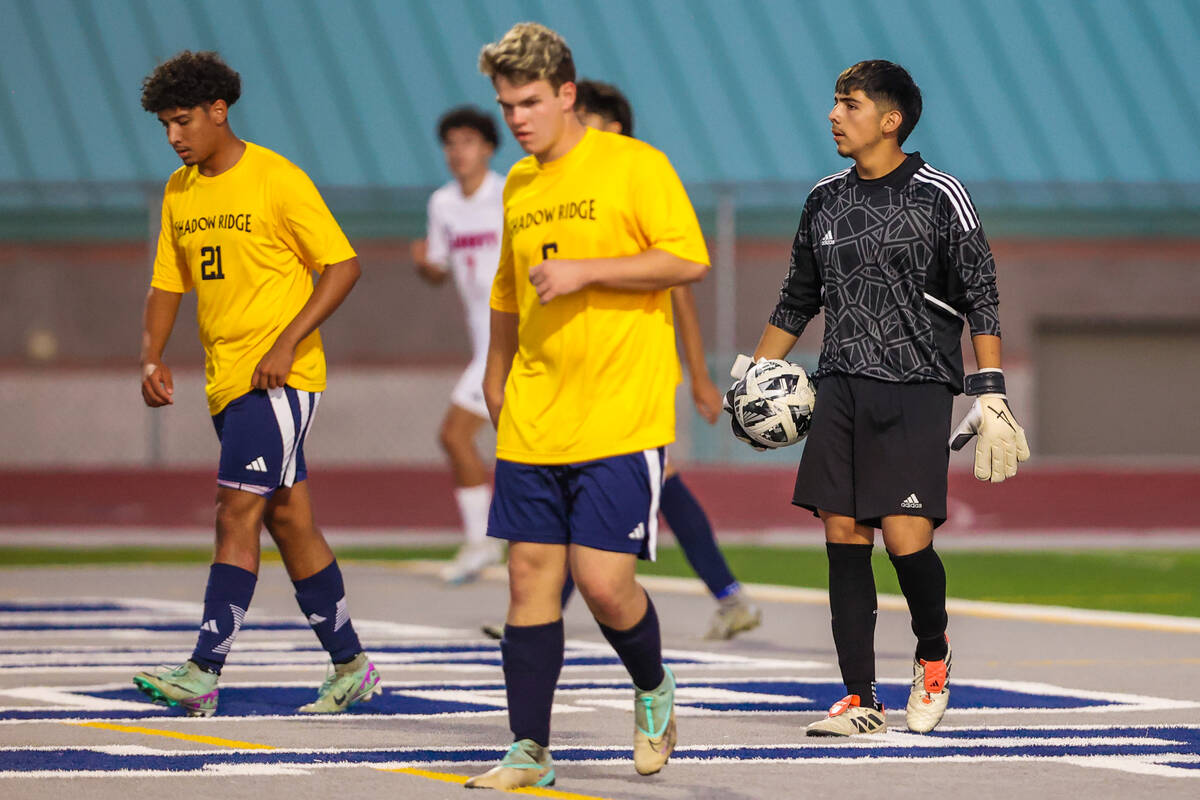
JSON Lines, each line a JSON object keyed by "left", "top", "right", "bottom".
{"left": 437, "top": 106, "right": 499, "bottom": 148}
{"left": 141, "top": 51, "right": 241, "bottom": 113}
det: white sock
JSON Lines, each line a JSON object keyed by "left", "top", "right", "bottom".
{"left": 454, "top": 484, "right": 492, "bottom": 545}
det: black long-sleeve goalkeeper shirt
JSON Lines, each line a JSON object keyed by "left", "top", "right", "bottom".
{"left": 769, "top": 153, "right": 1000, "bottom": 392}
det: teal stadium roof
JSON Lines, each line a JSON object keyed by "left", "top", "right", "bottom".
{"left": 1, "top": 0, "right": 1198, "bottom": 231}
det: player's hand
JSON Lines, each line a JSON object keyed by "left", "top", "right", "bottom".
{"left": 141, "top": 361, "right": 174, "bottom": 407}
{"left": 723, "top": 382, "right": 767, "bottom": 451}
{"left": 529, "top": 258, "right": 589, "bottom": 304}
{"left": 410, "top": 238, "right": 427, "bottom": 265}
{"left": 692, "top": 375, "right": 723, "bottom": 424}
{"left": 252, "top": 341, "right": 296, "bottom": 390}
{"left": 950, "top": 394, "right": 1030, "bottom": 482}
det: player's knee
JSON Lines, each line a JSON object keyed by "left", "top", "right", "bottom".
{"left": 574, "top": 574, "right": 633, "bottom": 620}
{"left": 214, "top": 494, "right": 259, "bottom": 534}
{"left": 438, "top": 419, "right": 466, "bottom": 455}
{"left": 263, "top": 501, "right": 297, "bottom": 536}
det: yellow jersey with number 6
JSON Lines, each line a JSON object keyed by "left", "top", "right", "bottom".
{"left": 150, "top": 142, "right": 356, "bottom": 415}
{"left": 491, "top": 127, "right": 710, "bottom": 464}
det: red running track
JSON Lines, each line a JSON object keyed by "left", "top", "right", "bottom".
{"left": 1, "top": 467, "right": 1196, "bottom": 535}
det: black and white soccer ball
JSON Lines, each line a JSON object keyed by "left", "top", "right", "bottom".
{"left": 729, "top": 359, "right": 816, "bottom": 448}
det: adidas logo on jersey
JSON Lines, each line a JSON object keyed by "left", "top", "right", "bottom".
{"left": 819, "top": 229, "right": 835, "bottom": 246}
{"left": 628, "top": 522, "right": 646, "bottom": 541}
{"left": 901, "top": 493, "right": 923, "bottom": 509}
{"left": 200, "top": 619, "right": 219, "bottom": 633}
{"left": 245, "top": 456, "right": 268, "bottom": 472}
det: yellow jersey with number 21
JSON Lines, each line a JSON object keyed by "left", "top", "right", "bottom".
{"left": 491, "top": 127, "right": 710, "bottom": 465}
{"left": 151, "top": 142, "right": 356, "bottom": 415}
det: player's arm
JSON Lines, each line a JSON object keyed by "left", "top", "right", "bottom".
{"left": 482, "top": 308, "right": 518, "bottom": 429}
{"left": 944, "top": 199, "right": 1029, "bottom": 481}
{"left": 672, "top": 285, "right": 721, "bottom": 424}
{"left": 253, "top": 257, "right": 362, "bottom": 390}
{"left": 748, "top": 206, "right": 820, "bottom": 363}
{"left": 411, "top": 238, "right": 449, "bottom": 285}
{"left": 140, "top": 287, "right": 183, "bottom": 407}
{"left": 529, "top": 247, "right": 707, "bottom": 304}
{"left": 414, "top": 194, "right": 450, "bottom": 285}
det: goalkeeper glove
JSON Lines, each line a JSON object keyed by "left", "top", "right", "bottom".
{"left": 724, "top": 353, "right": 766, "bottom": 451}
{"left": 950, "top": 369, "right": 1030, "bottom": 483}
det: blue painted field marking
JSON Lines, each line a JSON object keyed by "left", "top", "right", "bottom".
{"left": 2, "top": 726, "right": 1199, "bottom": 778}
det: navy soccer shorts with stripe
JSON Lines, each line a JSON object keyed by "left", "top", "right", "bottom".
{"left": 487, "top": 448, "right": 665, "bottom": 560}
{"left": 211, "top": 386, "right": 321, "bottom": 497}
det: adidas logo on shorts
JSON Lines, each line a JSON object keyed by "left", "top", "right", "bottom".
{"left": 628, "top": 522, "right": 646, "bottom": 540}
{"left": 244, "top": 456, "right": 268, "bottom": 472}
{"left": 901, "top": 493, "right": 923, "bottom": 509}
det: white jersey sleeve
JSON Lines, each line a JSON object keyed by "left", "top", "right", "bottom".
{"left": 424, "top": 190, "right": 450, "bottom": 268}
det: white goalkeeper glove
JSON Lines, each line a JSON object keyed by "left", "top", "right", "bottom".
{"left": 724, "top": 353, "right": 766, "bottom": 451}
{"left": 950, "top": 369, "right": 1030, "bottom": 483}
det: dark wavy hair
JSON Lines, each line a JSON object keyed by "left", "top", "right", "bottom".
{"left": 835, "top": 60, "right": 922, "bottom": 145}
{"left": 575, "top": 80, "right": 634, "bottom": 137}
{"left": 437, "top": 106, "right": 499, "bottom": 148}
{"left": 141, "top": 51, "right": 241, "bottom": 113}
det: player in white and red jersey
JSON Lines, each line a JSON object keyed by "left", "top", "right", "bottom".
{"left": 411, "top": 106, "right": 506, "bottom": 584}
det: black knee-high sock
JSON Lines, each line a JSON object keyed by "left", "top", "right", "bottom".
{"left": 889, "top": 544, "right": 949, "bottom": 661}
{"left": 826, "top": 542, "right": 879, "bottom": 709}
{"left": 598, "top": 593, "right": 665, "bottom": 691}
{"left": 501, "top": 619, "right": 564, "bottom": 747}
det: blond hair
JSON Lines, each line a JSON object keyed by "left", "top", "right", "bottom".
{"left": 479, "top": 22, "right": 575, "bottom": 90}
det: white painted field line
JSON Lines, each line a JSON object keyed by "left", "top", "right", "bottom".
{"left": 389, "top": 560, "right": 1200, "bottom": 635}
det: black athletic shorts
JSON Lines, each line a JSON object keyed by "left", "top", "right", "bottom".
{"left": 792, "top": 373, "right": 954, "bottom": 528}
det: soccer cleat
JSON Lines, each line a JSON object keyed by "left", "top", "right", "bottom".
{"left": 633, "top": 666, "right": 677, "bottom": 775}
{"left": 464, "top": 739, "right": 555, "bottom": 790}
{"left": 132, "top": 660, "right": 219, "bottom": 717}
{"left": 704, "top": 596, "right": 763, "bottom": 640}
{"left": 805, "top": 694, "right": 886, "bottom": 737}
{"left": 441, "top": 540, "right": 503, "bottom": 585}
{"left": 906, "top": 641, "right": 952, "bottom": 733}
{"left": 296, "top": 652, "right": 382, "bottom": 713}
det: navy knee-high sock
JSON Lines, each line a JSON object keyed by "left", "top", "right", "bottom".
{"left": 561, "top": 572, "right": 576, "bottom": 610}
{"left": 660, "top": 475, "right": 739, "bottom": 599}
{"left": 598, "top": 593, "right": 665, "bottom": 691}
{"left": 889, "top": 544, "right": 949, "bottom": 661}
{"left": 826, "top": 542, "right": 879, "bottom": 709}
{"left": 501, "top": 619, "right": 565, "bottom": 747}
{"left": 293, "top": 560, "right": 363, "bottom": 664}
{"left": 191, "top": 563, "right": 257, "bottom": 673}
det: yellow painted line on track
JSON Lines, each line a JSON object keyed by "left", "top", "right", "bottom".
{"left": 381, "top": 767, "right": 614, "bottom": 799}
{"left": 66, "top": 721, "right": 613, "bottom": 798}
{"left": 68, "top": 721, "right": 275, "bottom": 749}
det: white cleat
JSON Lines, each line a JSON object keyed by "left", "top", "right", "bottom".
{"left": 704, "top": 596, "right": 763, "bottom": 640}
{"left": 440, "top": 540, "right": 503, "bottom": 585}
{"left": 906, "top": 642, "right": 952, "bottom": 733}
{"left": 806, "top": 694, "right": 886, "bottom": 737}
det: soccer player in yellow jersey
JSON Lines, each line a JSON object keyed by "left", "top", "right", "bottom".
{"left": 131, "top": 51, "right": 380, "bottom": 717}
{"left": 464, "top": 24, "right": 709, "bottom": 790}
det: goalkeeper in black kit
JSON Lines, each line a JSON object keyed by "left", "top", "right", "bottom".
{"left": 736, "top": 60, "right": 1029, "bottom": 736}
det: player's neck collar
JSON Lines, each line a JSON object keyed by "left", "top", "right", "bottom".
{"left": 848, "top": 151, "right": 923, "bottom": 190}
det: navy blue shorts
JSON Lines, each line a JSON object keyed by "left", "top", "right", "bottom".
{"left": 211, "top": 386, "right": 321, "bottom": 497}
{"left": 488, "top": 448, "right": 665, "bottom": 560}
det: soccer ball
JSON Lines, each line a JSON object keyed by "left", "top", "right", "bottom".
{"left": 730, "top": 359, "right": 816, "bottom": 448}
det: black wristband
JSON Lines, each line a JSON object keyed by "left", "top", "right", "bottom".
{"left": 963, "top": 370, "right": 1006, "bottom": 396}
